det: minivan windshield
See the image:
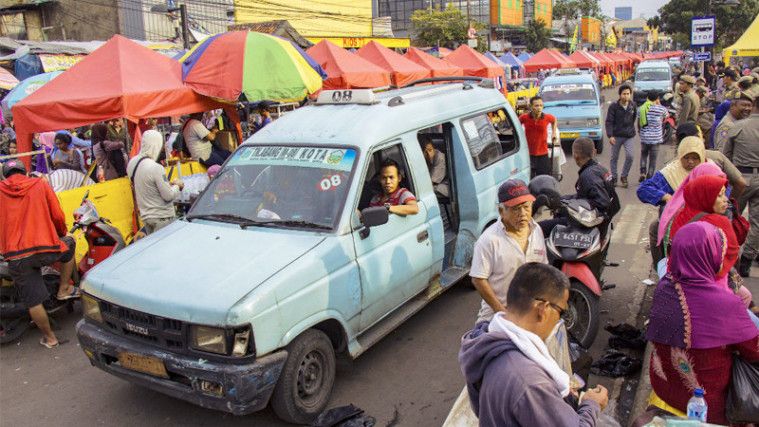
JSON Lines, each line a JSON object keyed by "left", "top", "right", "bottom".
{"left": 188, "top": 145, "right": 357, "bottom": 230}
{"left": 635, "top": 68, "right": 670, "bottom": 82}
{"left": 540, "top": 83, "right": 598, "bottom": 105}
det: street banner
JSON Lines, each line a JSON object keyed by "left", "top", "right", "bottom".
{"left": 605, "top": 30, "right": 617, "bottom": 48}
{"left": 39, "top": 54, "right": 84, "bottom": 72}
{"left": 570, "top": 24, "right": 579, "bottom": 52}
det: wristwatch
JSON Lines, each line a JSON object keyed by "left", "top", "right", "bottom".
{"left": 384, "top": 203, "right": 391, "bottom": 211}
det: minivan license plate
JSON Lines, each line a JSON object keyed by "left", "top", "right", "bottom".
{"left": 118, "top": 352, "right": 169, "bottom": 378}
{"left": 554, "top": 232, "right": 592, "bottom": 249}
{"left": 561, "top": 132, "right": 580, "bottom": 139}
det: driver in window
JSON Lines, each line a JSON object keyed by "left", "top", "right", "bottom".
{"left": 369, "top": 159, "right": 419, "bottom": 216}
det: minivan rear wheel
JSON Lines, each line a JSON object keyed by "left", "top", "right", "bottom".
{"left": 271, "top": 329, "right": 336, "bottom": 424}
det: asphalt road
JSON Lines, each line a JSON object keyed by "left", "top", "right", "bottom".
{"left": 3, "top": 87, "right": 756, "bottom": 427}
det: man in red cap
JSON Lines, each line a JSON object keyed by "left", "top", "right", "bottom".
{"left": 0, "top": 160, "right": 78, "bottom": 348}
{"left": 470, "top": 179, "right": 548, "bottom": 325}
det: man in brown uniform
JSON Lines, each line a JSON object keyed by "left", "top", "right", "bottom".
{"left": 713, "top": 91, "right": 753, "bottom": 151}
{"left": 722, "top": 92, "right": 759, "bottom": 276}
{"left": 677, "top": 75, "right": 700, "bottom": 126}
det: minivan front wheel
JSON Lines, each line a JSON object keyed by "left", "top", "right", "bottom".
{"left": 271, "top": 329, "right": 336, "bottom": 424}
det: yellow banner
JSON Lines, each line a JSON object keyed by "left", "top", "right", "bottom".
{"left": 605, "top": 30, "right": 617, "bottom": 48}
{"left": 38, "top": 54, "right": 84, "bottom": 72}
{"left": 306, "top": 36, "right": 410, "bottom": 49}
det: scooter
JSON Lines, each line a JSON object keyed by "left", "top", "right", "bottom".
{"left": 530, "top": 176, "right": 617, "bottom": 348}
{"left": 0, "top": 191, "right": 126, "bottom": 344}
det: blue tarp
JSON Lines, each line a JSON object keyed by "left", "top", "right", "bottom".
{"left": 14, "top": 53, "right": 43, "bottom": 80}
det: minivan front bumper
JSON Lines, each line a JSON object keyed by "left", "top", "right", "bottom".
{"left": 76, "top": 320, "right": 288, "bottom": 415}
{"left": 559, "top": 128, "right": 603, "bottom": 141}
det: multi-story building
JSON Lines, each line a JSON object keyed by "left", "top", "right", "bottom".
{"left": 614, "top": 7, "right": 632, "bottom": 21}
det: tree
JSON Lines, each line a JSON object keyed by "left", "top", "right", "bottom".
{"left": 553, "top": 0, "right": 603, "bottom": 20}
{"left": 658, "top": 0, "right": 759, "bottom": 49}
{"left": 525, "top": 18, "right": 551, "bottom": 53}
{"left": 410, "top": 4, "right": 486, "bottom": 50}
{"left": 646, "top": 16, "right": 662, "bottom": 31}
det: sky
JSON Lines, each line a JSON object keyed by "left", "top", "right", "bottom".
{"left": 601, "top": 0, "right": 664, "bottom": 19}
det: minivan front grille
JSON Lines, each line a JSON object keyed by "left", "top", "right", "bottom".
{"left": 100, "top": 301, "right": 187, "bottom": 351}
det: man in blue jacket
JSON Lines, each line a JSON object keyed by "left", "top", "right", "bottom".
{"left": 459, "top": 262, "right": 608, "bottom": 427}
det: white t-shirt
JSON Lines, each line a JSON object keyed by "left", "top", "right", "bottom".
{"left": 470, "top": 219, "right": 548, "bottom": 324}
{"left": 183, "top": 119, "right": 211, "bottom": 161}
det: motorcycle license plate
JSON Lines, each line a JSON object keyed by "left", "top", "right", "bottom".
{"left": 118, "top": 352, "right": 169, "bottom": 379}
{"left": 560, "top": 132, "right": 580, "bottom": 139}
{"left": 554, "top": 232, "right": 592, "bottom": 249}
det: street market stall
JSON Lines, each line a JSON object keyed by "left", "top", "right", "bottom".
{"left": 306, "top": 39, "right": 392, "bottom": 89}
{"left": 723, "top": 13, "right": 759, "bottom": 66}
{"left": 517, "top": 52, "right": 532, "bottom": 62}
{"left": 404, "top": 47, "right": 463, "bottom": 78}
{"left": 499, "top": 52, "right": 525, "bottom": 77}
{"left": 568, "top": 50, "right": 601, "bottom": 70}
{"left": 443, "top": 45, "right": 505, "bottom": 80}
{"left": 522, "top": 48, "right": 576, "bottom": 73}
{"left": 356, "top": 41, "right": 430, "bottom": 87}
{"left": 12, "top": 35, "right": 235, "bottom": 160}
{"left": 484, "top": 52, "right": 511, "bottom": 76}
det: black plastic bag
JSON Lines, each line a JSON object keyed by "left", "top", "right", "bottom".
{"left": 726, "top": 356, "right": 759, "bottom": 423}
{"left": 590, "top": 349, "right": 642, "bottom": 377}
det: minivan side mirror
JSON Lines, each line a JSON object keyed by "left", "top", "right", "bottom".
{"left": 359, "top": 206, "right": 389, "bottom": 238}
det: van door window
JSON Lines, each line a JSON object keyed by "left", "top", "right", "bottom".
{"left": 461, "top": 108, "right": 518, "bottom": 170}
{"left": 357, "top": 143, "right": 417, "bottom": 212}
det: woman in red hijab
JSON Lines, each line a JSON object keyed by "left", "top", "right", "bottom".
{"left": 668, "top": 175, "right": 751, "bottom": 301}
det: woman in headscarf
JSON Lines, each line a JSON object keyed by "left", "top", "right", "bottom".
{"left": 91, "top": 122, "right": 127, "bottom": 180}
{"left": 646, "top": 222, "right": 759, "bottom": 425}
{"left": 637, "top": 136, "right": 706, "bottom": 206}
{"left": 126, "top": 130, "right": 183, "bottom": 235}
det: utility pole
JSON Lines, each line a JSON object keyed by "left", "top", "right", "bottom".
{"left": 179, "top": 3, "right": 190, "bottom": 50}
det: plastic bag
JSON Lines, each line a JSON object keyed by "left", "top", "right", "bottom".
{"left": 726, "top": 356, "right": 759, "bottom": 423}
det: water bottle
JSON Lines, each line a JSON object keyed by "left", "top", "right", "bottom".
{"left": 686, "top": 388, "right": 708, "bottom": 422}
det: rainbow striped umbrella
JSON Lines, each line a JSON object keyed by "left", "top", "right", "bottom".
{"left": 181, "top": 31, "right": 325, "bottom": 103}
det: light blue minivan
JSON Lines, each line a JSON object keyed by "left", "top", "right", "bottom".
{"left": 539, "top": 70, "right": 604, "bottom": 154}
{"left": 76, "top": 79, "right": 530, "bottom": 424}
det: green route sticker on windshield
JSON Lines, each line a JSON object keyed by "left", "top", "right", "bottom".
{"left": 230, "top": 146, "right": 356, "bottom": 172}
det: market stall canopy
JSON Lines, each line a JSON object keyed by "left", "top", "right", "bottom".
{"left": 444, "top": 45, "right": 505, "bottom": 79}
{"left": 517, "top": 52, "right": 532, "bottom": 61}
{"left": 723, "top": 13, "right": 759, "bottom": 64}
{"left": 181, "top": 31, "right": 324, "bottom": 103}
{"left": 568, "top": 51, "right": 601, "bottom": 69}
{"left": 404, "top": 47, "right": 463, "bottom": 78}
{"left": 590, "top": 52, "right": 615, "bottom": 68}
{"left": 306, "top": 39, "right": 391, "bottom": 89}
{"left": 484, "top": 52, "right": 509, "bottom": 71}
{"left": 607, "top": 52, "right": 632, "bottom": 67}
{"left": 522, "top": 48, "right": 576, "bottom": 73}
{"left": 499, "top": 52, "right": 524, "bottom": 69}
{"left": 0, "top": 67, "right": 19, "bottom": 90}
{"left": 356, "top": 41, "right": 430, "bottom": 87}
{"left": 12, "top": 35, "right": 229, "bottom": 160}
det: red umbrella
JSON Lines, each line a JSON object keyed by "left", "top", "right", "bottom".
{"left": 356, "top": 41, "right": 430, "bottom": 87}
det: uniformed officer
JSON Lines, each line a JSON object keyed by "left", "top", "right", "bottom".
{"left": 677, "top": 75, "right": 700, "bottom": 126}
{"left": 722, "top": 93, "right": 759, "bottom": 276}
{"left": 713, "top": 91, "right": 753, "bottom": 151}
{"left": 718, "top": 68, "right": 740, "bottom": 102}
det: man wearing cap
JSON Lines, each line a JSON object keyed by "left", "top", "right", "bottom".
{"left": 0, "top": 160, "right": 78, "bottom": 348}
{"left": 677, "top": 75, "right": 700, "bottom": 127}
{"left": 722, "top": 95, "right": 759, "bottom": 276}
{"left": 470, "top": 179, "right": 547, "bottom": 325}
{"left": 713, "top": 91, "right": 753, "bottom": 151}
{"left": 717, "top": 68, "right": 740, "bottom": 102}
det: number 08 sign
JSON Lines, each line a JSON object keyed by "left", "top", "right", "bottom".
{"left": 691, "top": 16, "right": 715, "bottom": 47}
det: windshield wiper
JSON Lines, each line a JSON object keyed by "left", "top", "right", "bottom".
{"left": 547, "top": 103, "right": 574, "bottom": 107}
{"left": 186, "top": 213, "right": 258, "bottom": 228}
{"left": 252, "top": 219, "right": 333, "bottom": 230}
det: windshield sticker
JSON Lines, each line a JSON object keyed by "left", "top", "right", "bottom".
{"left": 462, "top": 120, "right": 480, "bottom": 141}
{"left": 543, "top": 84, "right": 594, "bottom": 92}
{"left": 231, "top": 146, "right": 356, "bottom": 172}
{"left": 318, "top": 174, "right": 344, "bottom": 192}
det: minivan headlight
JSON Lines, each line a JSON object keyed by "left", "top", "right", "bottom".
{"left": 587, "top": 118, "right": 599, "bottom": 126}
{"left": 82, "top": 294, "right": 102, "bottom": 323}
{"left": 191, "top": 326, "right": 227, "bottom": 355}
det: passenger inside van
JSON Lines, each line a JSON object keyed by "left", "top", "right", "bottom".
{"left": 420, "top": 136, "right": 450, "bottom": 198}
